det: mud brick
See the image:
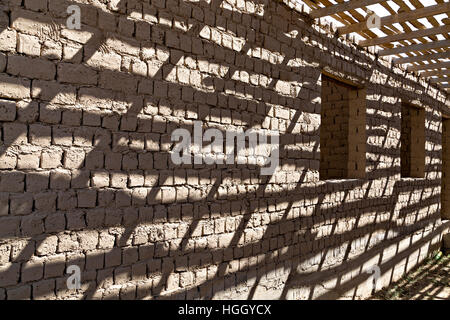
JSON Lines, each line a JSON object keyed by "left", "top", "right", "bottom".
{"left": 57, "top": 63, "right": 98, "bottom": 85}
{"left": 21, "top": 258, "right": 44, "bottom": 282}
{"left": 86, "top": 249, "right": 104, "bottom": 270}
{"left": 7, "top": 285, "right": 31, "bottom": 300}
{"left": 17, "top": 33, "right": 41, "bottom": 56}
{"left": 41, "top": 150, "right": 62, "bottom": 169}
{"left": 42, "top": 40, "right": 62, "bottom": 60}
{"left": 17, "top": 100, "right": 38, "bottom": 123}
{"left": 99, "top": 70, "right": 138, "bottom": 93}
{"left": 29, "top": 124, "right": 52, "bottom": 146}
{"left": 32, "top": 279, "right": 56, "bottom": 299}
{"left": 105, "top": 247, "right": 122, "bottom": 267}
{"left": 10, "top": 193, "right": 33, "bottom": 215}
{"left": 63, "top": 149, "right": 85, "bottom": 169}
{"left": 0, "top": 263, "right": 20, "bottom": 287}
{"left": 0, "top": 99, "right": 16, "bottom": 121}
{"left": 0, "top": 53, "right": 5, "bottom": 72}
{"left": 3, "top": 122, "right": 28, "bottom": 145}
{"left": 21, "top": 214, "right": 45, "bottom": 236}
{"left": 26, "top": 172, "right": 49, "bottom": 192}
{"left": 7, "top": 55, "right": 56, "bottom": 80}
{"left": 0, "top": 153, "right": 17, "bottom": 169}
{"left": 78, "top": 230, "right": 99, "bottom": 250}
{"left": 62, "top": 108, "right": 82, "bottom": 126}
{"left": 32, "top": 80, "right": 76, "bottom": 105}
{"left": 52, "top": 125, "right": 73, "bottom": 146}
{"left": 0, "top": 217, "right": 21, "bottom": 237}
{"left": 17, "top": 153, "right": 40, "bottom": 169}
{"left": 36, "top": 235, "right": 58, "bottom": 256}
{"left": 85, "top": 150, "right": 104, "bottom": 169}
{"left": 77, "top": 189, "right": 97, "bottom": 208}
{"left": 50, "top": 169, "right": 71, "bottom": 190}
{"left": 0, "top": 171, "right": 25, "bottom": 192}
{"left": 0, "top": 75, "right": 31, "bottom": 99}
{"left": 0, "top": 193, "right": 9, "bottom": 216}
{"left": 43, "top": 254, "right": 66, "bottom": 278}
{"left": 34, "top": 191, "right": 57, "bottom": 212}
{"left": 39, "top": 104, "right": 62, "bottom": 124}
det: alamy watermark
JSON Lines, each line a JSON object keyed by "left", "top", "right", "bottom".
{"left": 66, "top": 265, "right": 81, "bottom": 290}
{"left": 66, "top": 5, "right": 81, "bottom": 30}
{"left": 365, "top": 265, "right": 381, "bottom": 292}
{"left": 366, "top": 10, "right": 381, "bottom": 29}
{"left": 171, "top": 121, "right": 279, "bottom": 176}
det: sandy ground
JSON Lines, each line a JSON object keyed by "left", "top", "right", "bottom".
{"left": 370, "top": 253, "right": 450, "bottom": 300}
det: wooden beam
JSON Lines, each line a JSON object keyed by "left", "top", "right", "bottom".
{"left": 420, "top": 69, "right": 450, "bottom": 77}
{"left": 439, "top": 83, "right": 450, "bottom": 88}
{"left": 393, "top": 51, "right": 450, "bottom": 64}
{"left": 408, "top": 61, "right": 450, "bottom": 71}
{"left": 338, "top": 3, "right": 450, "bottom": 34}
{"left": 378, "top": 39, "right": 450, "bottom": 56}
{"left": 430, "top": 76, "right": 449, "bottom": 83}
{"left": 310, "top": 0, "right": 386, "bottom": 19}
{"left": 358, "top": 25, "right": 450, "bottom": 46}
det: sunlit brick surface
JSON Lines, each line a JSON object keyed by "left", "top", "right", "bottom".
{"left": 442, "top": 118, "right": 450, "bottom": 220}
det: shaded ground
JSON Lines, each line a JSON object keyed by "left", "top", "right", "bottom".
{"left": 370, "top": 252, "right": 450, "bottom": 300}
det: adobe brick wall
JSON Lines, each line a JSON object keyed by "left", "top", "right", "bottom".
{"left": 443, "top": 118, "right": 450, "bottom": 220}
{"left": 0, "top": 0, "right": 449, "bottom": 300}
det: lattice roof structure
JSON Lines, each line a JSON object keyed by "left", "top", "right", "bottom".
{"left": 296, "top": 0, "right": 450, "bottom": 93}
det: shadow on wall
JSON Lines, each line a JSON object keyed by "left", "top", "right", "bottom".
{"left": 0, "top": 0, "right": 448, "bottom": 300}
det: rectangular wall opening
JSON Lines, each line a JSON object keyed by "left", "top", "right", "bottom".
{"left": 401, "top": 103, "right": 425, "bottom": 178}
{"left": 442, "top": 117, "right": 450, "bottom": 220}
{"left": 320, "top": 74, "right": 366, "bottom": 180}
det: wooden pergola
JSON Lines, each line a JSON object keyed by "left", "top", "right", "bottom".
{"left": 298, "top": 0, "right": 450, "bottom": 94}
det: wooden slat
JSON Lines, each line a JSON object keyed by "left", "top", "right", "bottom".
{"left": 358, "top": 25, "right": 450, "bottom": 46}
{"left": 403, "top": 0, "right": 449, "bottom": 43}
{"left": 378, "top": 39, "right": 450, "bottom": 56}
{"left": 439, "top": 83, "right": 450, "bottom": 88}
{"left": 312, "top": 0, "right": 396, "bottom": 48}
{"left": 310, "top": 0, "right": 386, "bottom": 19}
{"left": 420, "top": 69, "right": 450, "bottom": 77}
{"left": 378, "top": 0, "right": 439, "bottom": 58}
{"left": 386, "top": 0, "right": 443, "bottom": 55}
{"left": 301, "top": 0, "right": 449, "bottom": 91}
{"left": 313, "top": 0, "right": 447, "bottom": 65}
{"left": 408, "top": 61, "right": 450, "bottom": 71}
{"left": 321, "top": 0, "right": 414, "bottom": 50}
{"left": 393, "top": 51, "right": 450, "bottom": 64}
{"left": 319, "top": 0, "right": 424, "bottom": 55}
{"left": 430, "top": 76, "right": 449, "bottom": 83}
{"left": 397, "top": 0, "right": 450, "bottom": 62}
{"left": 338, "top": 3, "right": 450, "bottom": 34}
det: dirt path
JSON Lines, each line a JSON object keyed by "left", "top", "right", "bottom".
{"left": 370, "top": 253, "right": 450, "bottom": 300}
